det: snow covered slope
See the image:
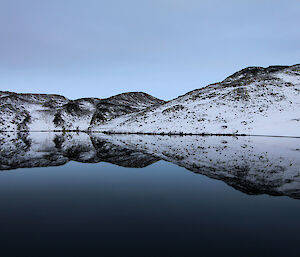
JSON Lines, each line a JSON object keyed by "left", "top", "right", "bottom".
{"left": 1, "top": 64, "right": 300, "bottom": 136}
{"left": 93, "top": 64, "right": 300, "bottom": 136}
{"left": 0, "top": 91, "right": 164, "bottom": 131}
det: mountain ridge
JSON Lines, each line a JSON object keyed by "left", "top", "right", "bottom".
{"left": 0, "top": 91, "right": 164, "bottom": 132}
{"left": 93, "top": 64, "right": 300, "bottom": 136}
{"left": 1, "top": 64, "right": 300, "bottom": 136}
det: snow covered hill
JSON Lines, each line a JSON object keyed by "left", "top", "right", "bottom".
{"left": 93, "top": 64, "right": 300, "bottom": 137}
{"left": 1, "top": 64, "right": 300, "bottom": 136}
{"left": 0, "top": 91, "right": 164, "bottom": 131}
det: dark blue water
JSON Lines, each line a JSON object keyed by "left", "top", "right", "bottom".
{"left": 0, "top": 160, "right": 300, "bottom": 257}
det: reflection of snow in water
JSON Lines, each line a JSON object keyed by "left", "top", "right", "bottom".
{"left": 1, "top": 132, "right": 300, "bottom": 199}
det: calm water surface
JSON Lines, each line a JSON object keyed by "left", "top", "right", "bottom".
{"left": 0, "top": 132, "right": 300, "bottom": 257}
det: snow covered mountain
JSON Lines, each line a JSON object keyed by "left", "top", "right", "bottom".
{"left": 0, "top": 91, "right": 164, "bottom": 132}
{"left": 1, "top": 64, "right": 300, "bottom": 136}
{"left": 93, "top": 64, "right": 300, "bottom": 137}
{"left": 1, "top": 132, "right": 300, "bottom": 199}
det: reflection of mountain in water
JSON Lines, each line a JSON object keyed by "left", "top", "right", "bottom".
{"left": 0, "top": 132, "right": 159, "bottom": 170}
{"left": 1, "top": 132, "right": 300, "bottom": 199}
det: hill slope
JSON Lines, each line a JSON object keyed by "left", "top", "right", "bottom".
{"left": 1, "top": 64, "right": 299, "bottom": 136}
{"left": 0, "top": 91, "right": 164, "bottom": 131}
{"left": 92, "top": 64, "right": 300, "bottom": 136}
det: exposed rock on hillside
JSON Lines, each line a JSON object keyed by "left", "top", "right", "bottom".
{"left": 0, "top": 91, "right": 164, "bottom": 132}
{"left": 1, "top": 64, "right": 299, "bottom": 136}
{"left": 90, "top": 92, "right": 165, "bottom": 125}
{"left": 93, "top": 64, "right": 300, "bottom": 137}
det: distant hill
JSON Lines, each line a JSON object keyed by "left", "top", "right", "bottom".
{"left": 1, "top": 64, "right": 300, "bottom": 136}
{"left": 0, "top": 91, "right": 164, "bottom": 131}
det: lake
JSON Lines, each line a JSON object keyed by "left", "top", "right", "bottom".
{"left": 0, "top": 132, "right": 300, "bottom": 257}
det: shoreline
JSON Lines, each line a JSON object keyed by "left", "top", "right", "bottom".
{"left": 1, "top": 130, "right": 300, "bottom": 139}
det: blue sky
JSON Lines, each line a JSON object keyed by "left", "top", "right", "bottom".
{"left": 0, "top": 0, "right": 299, "bottom": 100}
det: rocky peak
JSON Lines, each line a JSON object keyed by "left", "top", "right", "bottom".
{"left": 222, "top": 65, "right": 290, "bottom": 85}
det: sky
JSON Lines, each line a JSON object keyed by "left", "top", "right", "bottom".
{"left": 0, "top": 0, "right": 299, "bottom": 101}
